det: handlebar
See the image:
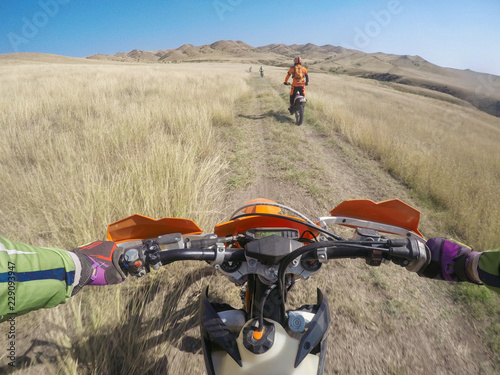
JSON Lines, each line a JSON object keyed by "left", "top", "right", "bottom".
{"left": 275, "top": 238, "right": 427, "bottom": 303}
{"left": 158, "top": 248, "right": 245, "bottom": 265}
{"left": 119, "top": 235, "right": 428, "bottom": 278}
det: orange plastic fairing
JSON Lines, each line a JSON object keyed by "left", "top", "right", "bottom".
{"left": 214, "top": 215, "right": 319, "bottom": 238}
{"left": 329, "top": 199, "right": 423, "bottom": 237}
{"left": 107, "top": 214, "right": 202, "bottom": 242}
{"left": 216, "top": 198, "right": 319, "bottom": 238}
{"left": 240, "top": 198, "right": 281, "bottom": 215}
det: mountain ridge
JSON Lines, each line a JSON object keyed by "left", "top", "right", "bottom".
{"left": 87, "top": 41, "right": 500, "bottom": 116}
{"left": 1, "top": 41, "right": 498, "bottom": 117}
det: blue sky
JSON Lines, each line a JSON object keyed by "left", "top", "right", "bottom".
{"left": 1, "top": 0, "right": 499, "bottom": 75}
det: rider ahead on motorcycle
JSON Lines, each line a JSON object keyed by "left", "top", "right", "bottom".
{"left": 284, "top": 57, "right": 309, "bottom": 114}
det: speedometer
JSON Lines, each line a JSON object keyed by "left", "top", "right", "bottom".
{"left": 245, "top": 228, "right": 300, "bottom": 240}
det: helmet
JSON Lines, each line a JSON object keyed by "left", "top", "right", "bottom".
{"left": 294, "top": 57, "right": 302, "bottom": 65}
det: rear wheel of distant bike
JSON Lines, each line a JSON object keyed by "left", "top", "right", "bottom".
{"left": 295, "top": 105, "right": 304, "bottom": 125}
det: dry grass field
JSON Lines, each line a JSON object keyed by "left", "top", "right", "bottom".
{"left": 0, "top": 55, "right": 499, "bottom": 374}
{"left": 304, "top": 74, "right": 500, "bottom": 249}
{"left": 0, "top": 61, "right": 250, "bottom": 248}
{"left": 89, "top": 41, "right": 500, "bottom": 118}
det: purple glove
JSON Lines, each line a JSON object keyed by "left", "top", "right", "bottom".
{"left": 72, "top": 241, "right": 126, "bottom": 295}
{"left": 419, "top": 238, "right": 481, "bottom": 283}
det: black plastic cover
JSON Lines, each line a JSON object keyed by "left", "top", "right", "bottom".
{"left": 245, "top": 236, "right": 302, "bottom": 264}
{"left": 294, "top": 288, "right": 330, "bottom": 368}
{"left": 199, "top": 286, "right": 242, "bottom": 374}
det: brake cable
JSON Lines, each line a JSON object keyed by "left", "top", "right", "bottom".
{"left": 256, "top": 284, "right": 277, "bottom": 332}
{"left": 299, "top": 230, "right": 319, "bottom": 243}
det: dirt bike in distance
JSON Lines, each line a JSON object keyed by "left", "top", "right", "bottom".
{"left": 285, "top": 82, "right": 307, "bottom": 125}
{"left": 108, "top": 198, "right": 429, "bottom": 375}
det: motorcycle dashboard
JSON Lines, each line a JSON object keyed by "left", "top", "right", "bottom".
{"left": 245, "top": 228, "right": 300, "bottom": 240}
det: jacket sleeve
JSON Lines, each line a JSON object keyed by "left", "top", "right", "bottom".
{"left": 285, "top": 67, "right": 293, "bottom": 83}
{"left": 477, "top": 249, "right": 500, "bottom": 293}
{"left": 0, "top": 236, "right": 79, "bottom": 322}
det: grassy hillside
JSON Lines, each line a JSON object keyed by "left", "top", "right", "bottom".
{"left": 84, "top": 41, "right": 500, "bottom": 118}
{"left": 0, "top": 58, "right": 499, "bottom": 374}
{"left": 0, "top": 62, "right": 249, "bottom": 247}
{"left": 0, "top": 61, "right": 252, "bottom": 374}
{"left": 305, "top": 74, "right": 500, "bottom": 249}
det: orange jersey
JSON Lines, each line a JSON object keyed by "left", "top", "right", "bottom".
{"left": 285, "top": 65, "right": 308, "bottom": 87}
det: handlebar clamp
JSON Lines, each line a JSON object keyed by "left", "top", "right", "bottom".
{"left": 317, "top": 247, "right": 328, "bottom": 263}
{"left": 211, "top": 243, "right": 226, "bottom": 268}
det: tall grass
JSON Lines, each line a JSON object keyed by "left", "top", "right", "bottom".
{"left": 0, "top": 62, "right": 250, "bottom": 374}
{"left": 307, "top": 74, "right": 500, "bottom": 249}
{"left": 0, "top": 63, "right": 250, "bottom": 248}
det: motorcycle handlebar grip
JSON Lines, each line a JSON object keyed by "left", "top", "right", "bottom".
{"left": 387, "top": 238, "right": 429, "bottom": 271}
{"left": 387, "top": 239, "right": 408, "bottom": 248}
{"left": 388, "top": 245, "right": 411, "bottom": 258}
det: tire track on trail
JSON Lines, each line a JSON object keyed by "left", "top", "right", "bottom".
{"left": 219, "top": 72, "right": 497, "bottom": 375}
{"left": 225, "top": 74, "right": 320, "bottom": 213}
{"left": 227, "top": 73, "right": 425, "bottom": 222}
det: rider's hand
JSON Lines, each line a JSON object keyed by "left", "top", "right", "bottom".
{"left": 72, "top": 241, "right": 126, "bottom": 295}
{"left": 284, "top": 82, "right": 288, "bottom": 85}
{"left": 419, "top": 238, "right": 482, "bottom": 283}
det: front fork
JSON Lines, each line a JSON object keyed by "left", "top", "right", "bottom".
{"left": 246, "top": 275, "right": 284, "bottom": 323}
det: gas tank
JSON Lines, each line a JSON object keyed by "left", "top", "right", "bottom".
{"left": 210, "top": 319, "right": 321, "bottom": 375}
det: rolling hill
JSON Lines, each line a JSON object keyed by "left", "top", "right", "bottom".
{"left": 86, "top": 40, "right": 500, "bottom": 117}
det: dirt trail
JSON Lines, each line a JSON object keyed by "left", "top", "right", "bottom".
{"left": 227, "top": 73, "right": 428, "bottom": 226}
{"left": 218, "top": 73, "right": 497, "bottom": 375}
